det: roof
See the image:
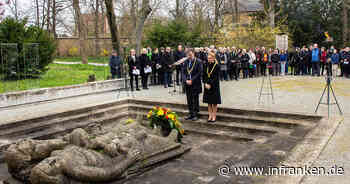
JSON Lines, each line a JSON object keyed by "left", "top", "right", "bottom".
{"left": 223, "top": 0, "right": 263, "bottom": 14}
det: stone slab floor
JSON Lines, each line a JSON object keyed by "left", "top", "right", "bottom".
{"left": 0, "top": 75, "right": 349, "bottom": 184}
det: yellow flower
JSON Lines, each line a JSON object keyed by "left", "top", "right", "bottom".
{"left": 147, "top": 114, "right": 151, "bottom": 118}
{"left": 179, "top": 128, "right": 185, "bottom": 135}
{"left": 157, "top": 109, "right": 164, "bottom": 116}
{"left": 168, "top": 114, "right": 175, "bottom": 121}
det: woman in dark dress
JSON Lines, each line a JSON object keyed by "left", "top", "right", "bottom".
{"left": 203, "top": 51, "right": 221, "bottom": 122}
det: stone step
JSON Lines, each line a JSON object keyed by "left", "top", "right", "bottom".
{"left": 0, "top": 104, "right": 129, "bottom": 139}
{"left": 0, "top": 112, "right": 129, "bottom": 163}
{"left": 128, "top": 99, "right": 322, "bottom": 122}
{"left": 0, "top": 99, "right": 129, "bottom": 130}
{"left": 130, "top": 113, "right": 265, "bottom": 143}
{"left": 129, "top": 104, "right": 304, "bottom": 130}
{"left": 131, "top": 113, "right": 283, "bottom": 139}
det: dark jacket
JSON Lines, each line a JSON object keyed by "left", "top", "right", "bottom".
{"left": 174, "top": 50, "right": 186, "bottom": 69}
{"left": 109, "top": 55, "right": 122, "bottom": 74}
{"left": 182, "top": 57, "right": 203, "bottom": 94}
{"left": 161, "top": 52, "right": 174, "bottom": 72}
{"left": 127, "top": 55, "right": 139, "bottom": 74}
{"left": 139, "top": 54, "right": 151, "bottom": 75}
{"left": 271, "top": 54, "right": 280, "bottom": 63}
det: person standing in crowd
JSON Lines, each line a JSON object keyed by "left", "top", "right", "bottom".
{"left": 261, "top": 48, "right": 268, "bottom": 76}
{"left": 342, "top": 47, "right": 350, "bottom": 78}
{"left": 311, "top": 44, "right": 321, "bottom": 76}
{"left": 280, "top": 49, "right": 288, "bottom": 76}
{"left": 182, "top": 49, "right": 203, "bottom": 121}
{"left": 147, "top": 47, "right": 156, "bottom": 85}
{"left": 217, "top": 48, "right": 229, "bottom": 81}
{"left": 248, "top": 49, "right": 256, "bottom": 78}
{"left": 271, "top": 49, "right": 280, "bottom": 76}
{"left": 174, "top": 45, "right": 186, "bottom": 86}
{"left": 255, "top": 47, "right": 262, "bottom": 77}
{"left": 331, "top": 49, "right": 339, "bottom": 77}
{"left": 162, "top": 47, "right": 174, "bottom": 88}
{"left": 152, "top": 48, "right": 161, "bottom": 85}
{"left": 229, "top": 47, "right": 239, "bottom": 81}
{"left": 109, "top": 50, "right": 122, "bottom": 79}
{"left": 203, "top": 51, "right": 221, "bottom": 123}
{"left": 240, "top": 49, "right": 250, "bottom": 78}
{"left": 139, "top": 48, "right": 151, "bottom": 90}
{"left": 302, "top": 47, "right": 310, "bottom": 75}
{"left": 127, "top": 49, "right": 140, "bottom": 91}
{"left": 320, "top": 47, "right": 327, "bottom": 75}
{"left": 290, "top": 48, "right": 299, "bottom": 75}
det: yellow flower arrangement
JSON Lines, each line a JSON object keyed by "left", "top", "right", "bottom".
{"left": 147, "top": 106, "right": 185, "bottom": 142}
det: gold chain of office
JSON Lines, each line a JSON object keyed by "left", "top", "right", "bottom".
{"left": 207, "top": 61, "right": 217, "bottom": 78}
{"left": 187, "top": 58, "right": 197, "bottom": 75}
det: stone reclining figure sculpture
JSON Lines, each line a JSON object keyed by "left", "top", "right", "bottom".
{"left": 4, "top": 121, "right": 182, "bottom": 184}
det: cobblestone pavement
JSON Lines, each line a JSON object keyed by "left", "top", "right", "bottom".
{"left": 0, "top": 75, "right": 349, "bottom": 184}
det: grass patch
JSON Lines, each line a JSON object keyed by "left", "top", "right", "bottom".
{"left": 0, "top": 63, "right": 111, "bottom": 93}
{"left": 55, "top": 56, "right": 110, "bottom": 64}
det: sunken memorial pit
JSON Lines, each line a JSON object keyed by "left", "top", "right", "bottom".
{"left": 0, "top": 99, "right": 341, "bottom": 184}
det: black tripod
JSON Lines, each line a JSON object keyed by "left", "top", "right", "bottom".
{"left": 315, "top": 76, "right": 342, "bottom": 117}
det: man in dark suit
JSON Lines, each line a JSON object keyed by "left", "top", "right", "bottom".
{"left": 162, "top": 47, "right": 174, "bottom": 88}
{"left": 174, "top": 45, "right": 186, "bottom": 85}
{"left": 182, "top": 49, "right": 203, "bottom": 121}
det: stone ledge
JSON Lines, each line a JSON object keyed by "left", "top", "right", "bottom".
{"left": 0, "top": 78, "right": 128, "bottom": 108}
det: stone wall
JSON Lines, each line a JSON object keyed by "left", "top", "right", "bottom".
{"left": 0, "top": 79, "right": 127, "bottom": 108}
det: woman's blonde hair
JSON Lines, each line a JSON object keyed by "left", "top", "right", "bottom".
{"left": 208, "top": 51, "right": 216, "bottom": 60}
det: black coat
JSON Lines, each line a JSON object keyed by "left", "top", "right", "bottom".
{"left": 271, "top": 54, "right": 280, "bottom": 63}
{"left": 139, "top": 54, "right": 151, "bottom": 75}
{"left": 127, "top": 55, "right": 140, "bottom": 75}
{"left": 109, "top": 56, "right": 122, "bottom": 74}
{"left": 203, "top": 61, "right": 221, "bottom": 104}
{"left": 182, "top": 57, "right": 203, "bottom": 94}
{"left": 174, "top": 50, "right": 186, "bottom": 70}
{"left": 161, "top": 52, "right": 174, "bottom": 72}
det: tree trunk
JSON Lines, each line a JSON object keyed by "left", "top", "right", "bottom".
{"left": 35, "top": 0, "right": 39, "bottom": 26}
{"left": 234, "top": 0, "right": 239, "bottom": 23}
{"left": 269, "top": 10, "right": 275, "bottom": 28}
{"left": 343, "top": 0, "right": 349, "bottom": 46}
{"left": 95, "top": 0, "right": 100, "bottom": 56}
{"left": 73, "top": 0, "right": 88, "bottom": 64}
{"left": 104, "top": 0, "right": 121, "bottom": 54}
{"left": 175, "top": 0, "right": 180, "bottom": 19}
{"left": 130, "top": 0, "right": 137, "bottom": 46}
{"left": 52, "top": 0, "right": 57, "bottom": 39}
{"left": 135, "top": 0, "right": 152, "bottom": 56}
{"left": 47, "top": 0, "right": 51, "bottom": 33}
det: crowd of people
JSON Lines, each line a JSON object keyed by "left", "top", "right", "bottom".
{"left": 109, "top": 44, "right": 350, "bottom": 91}
{"left": 108, "top": 44, "right": 349, "bottom": 122}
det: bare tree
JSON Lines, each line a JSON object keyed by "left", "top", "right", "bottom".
{"left": 8, "top": 0, "right": 19, "bottom": 20}
{"left": 261, "top": 0, "right": 282, "bottom": 28}
{"left": 72, "top": 0, "right": 88, "bottom": 64}
{"left": 135, "top": 0, "right": 152, "bottom": 55}
{"left": 104, "top": 0, "right": 121, "bottom": 54}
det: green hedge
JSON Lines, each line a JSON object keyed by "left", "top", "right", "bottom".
{"left": 0, "top": 17, "right": 56, "bottom": 80}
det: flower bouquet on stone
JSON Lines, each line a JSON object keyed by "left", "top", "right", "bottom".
{"left": 147, "top": 107, "right": 185, "bottom": 142}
